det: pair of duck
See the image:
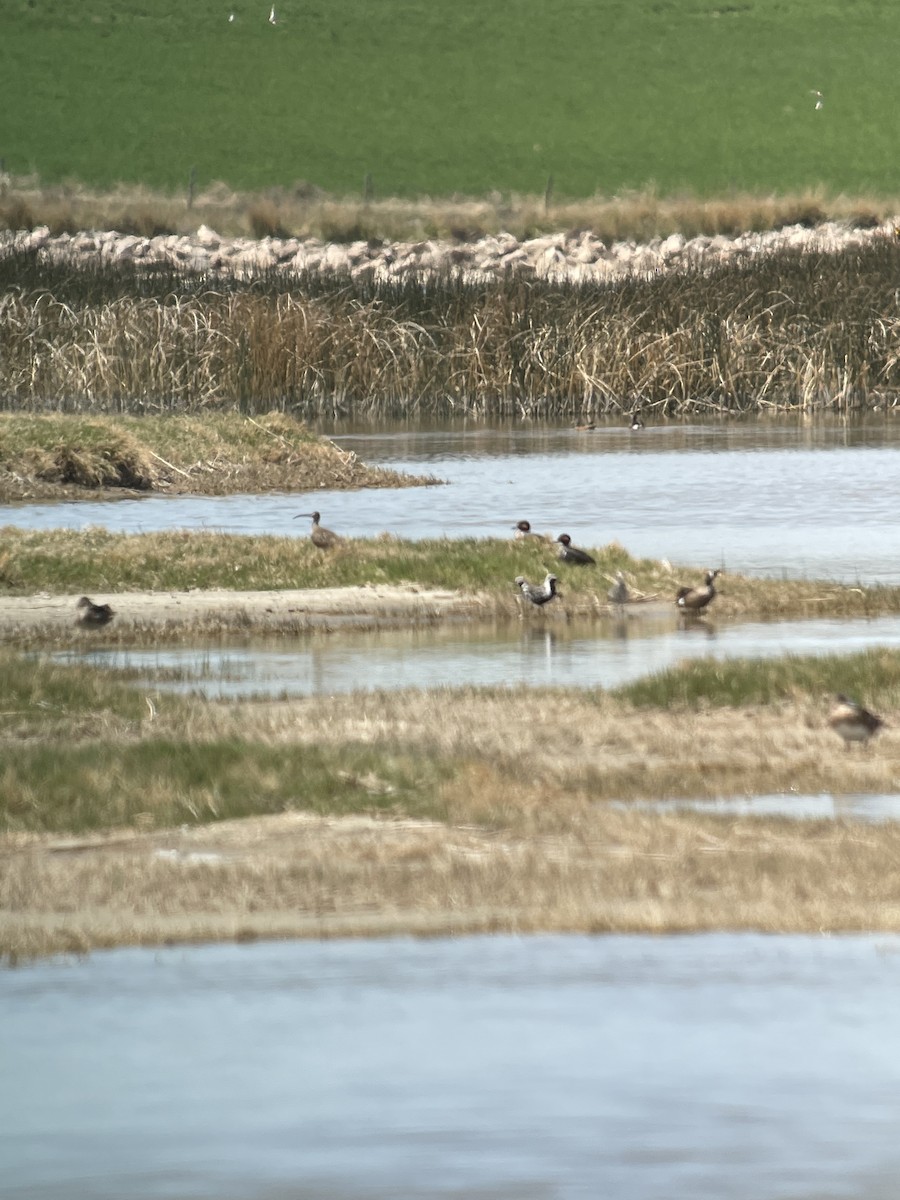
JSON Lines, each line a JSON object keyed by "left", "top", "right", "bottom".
{"left": 513, "top": 521, "right": 596, "bottom": 565}
{"left": 575, "top": 414, "right": 645, "bottom": 433}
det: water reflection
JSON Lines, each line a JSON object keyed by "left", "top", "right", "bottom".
{"left": 3, "top": 419, "right": 900, "bottom": 582}
{"left": 4, "top": 932, "right": 900, "bottom": 1200}
{"left": 619, "top": 793, "right": 900, "bottom": 822}
{"left": 54, "top": 612, "right": 900, "bottom": 698}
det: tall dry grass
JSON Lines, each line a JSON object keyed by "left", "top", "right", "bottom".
{"left": 0, "top": 178, "right": 889, "bottom": 243}
{"left": 2, "top": 240, "right": 899, "bottom": 417}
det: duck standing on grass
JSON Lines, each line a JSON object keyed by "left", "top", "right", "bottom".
{"left": 555, "top": 534, "right": 596, "bottom": 565}
{"left": 294, "top": 511, "right": 341, "bottom": 549}
{"left": 827, "top": 694, "right": 885, "bottom": 750}
{"left": 512, "top": 520, "right": 550, "bottom": 542}
{"left": 515, "top": 573, "right": 560, "bottom": 607}
{"left": 76, "top": 596, "right": 114, "bottom": 627}
{"left": 676, "top": 569, "right": 720, "bottom": 614}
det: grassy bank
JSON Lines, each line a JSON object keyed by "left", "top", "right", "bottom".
{"left": 2, "top": 0, "right": 899, "bottom": 198}
{"left": 4, "top": 648, "right": 900, "bottom": 959}
{"left": 3, "top": 241, "right": 900, "bottom": 418}
{"left": 0, "top": 412, "right": 435, "bottom": 500}
{"left": 0, "top": 532, "right": 895, "bottom": 627}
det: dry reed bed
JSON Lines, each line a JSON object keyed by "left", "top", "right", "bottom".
{"left": 2, "top": 242, "right": 900, "bottom": 416}
{"left": 6, "top": 689, "right": 900, "bottom": 960}
{"left": 1, "top": 180, "right": 890, "bottom": 244}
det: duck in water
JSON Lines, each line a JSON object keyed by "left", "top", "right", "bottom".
{"left": 515, "top": 573, "right": 560, "bottom": 607}
{"left": 827, "top": 694, "right": 885, "bottom": 750}
{"left": 675, "top": 569, "right": 720, "bottom": 613}
{"left": 76, "top": 596, "right": 115, "bottom": 626}
{"left": 294, "top": 511, "right": 341, "bottom": 549}
{"left": 629, "top": 412, "right": 644, "bottom": 430}
{"left": 555, "top": 534, "right": 596, "bottom": 565}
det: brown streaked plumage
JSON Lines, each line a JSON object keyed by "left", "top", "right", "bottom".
{"left": 294, "top": 511, "right": 341, "bottom": 549}
{"left": 676, "top": 569, "right": 720, "bottom": 613}
{"left": 76, "top": 596, "right": 114, "bottom": 627}
{"left": 827, "top": 694, "right": 885, "bottom": 750}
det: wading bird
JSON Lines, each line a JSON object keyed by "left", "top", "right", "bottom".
{"left": 515, "top": 573, "right": 560, "bottom": 607}
{"left": 555, "top": 534, "right": 596, "bottom": 565}
{"left": 676, "top": 569, "right": 720, "bottom": 613}
{"left": 827, "top": 694, "right": 885, "bottom": 751}
{"left": 76, "top": 596, "right": 115, "bottom": 627}
{"left": 294, "top": 511, "right": 341, "bottom": 549}
{"left": 607, "top": 571, "right": 630, "bottom": 605}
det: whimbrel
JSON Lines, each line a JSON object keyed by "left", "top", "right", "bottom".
{"left": 555, "top": 534, "right": 596, "bottom": 565}
{"left": 827, "top": 694, "right": 884, "bottom": 750}
{"left": 76, "top": 596, "right": 114, "bottom": 627}
{"left": 294, "top": 511, "right": 341, "bottom": 549}
{"left": 676, "top": 569, "right": 720, "bottom": 613}
{"left": 515, "top": 573, "right": 560, "bottom": 607}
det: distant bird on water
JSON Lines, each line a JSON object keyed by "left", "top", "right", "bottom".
{"left": 294, "top": 511, "right": 341, "bottom": 549}
{"left": 76, "top": 596, "right": 114, "bottom": 627}
{"left": 827, "top": 694, "right": 884, "bottom": 751}
{"left": 629, "top": 412, "right": 644, "bottom": 430}
{"left": 513, "top": 520, "right": 550, "bottom": 542}
{"left": 515, "top": 573, "right": 560, "bottom": 607}
{"left": 607, "top": 571, "right": 630, "bottom": 605}
{"left": 555, "top": 534, "right": 596, "bottom": 565}
{"left": 811, "top": 89, "right": 824, "bottom": 110}
{"left": 574, "top": 422, "right": 597, "bottom": 432}
{"left": 676, "top": 569, "right": 720, "bottom": 613}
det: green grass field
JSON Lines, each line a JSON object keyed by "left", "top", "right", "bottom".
{"left": 2, "top": 0, "right": 898, "bottom": 198}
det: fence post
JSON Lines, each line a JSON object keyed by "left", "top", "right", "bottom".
{"left": 187, "top": 165, "right": 197, "bottom": 209}
{"left": 363, "top": 172, "right": 373, "bottom": 204}
{"left": 544, "top": 174, "right": 554, "bottom": 214}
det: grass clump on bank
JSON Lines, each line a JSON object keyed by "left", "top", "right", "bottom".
{"left": 3, "top": 241, "right": 900, "bottom": 418}
{"left": 1, "top": 529, "right": 898, "bottom": 626}
{"left": 0, "top": 412, "right": 435, "bottom": 501}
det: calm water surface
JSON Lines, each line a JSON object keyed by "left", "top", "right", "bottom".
{"left": 55, "top": 613, "right": 900, "bottom": 697}
{"left": 4, "top": 420, "right": 900, "bottom": 582}
{"left": 5, "top": 932, "right": 900, "bottom": 1200}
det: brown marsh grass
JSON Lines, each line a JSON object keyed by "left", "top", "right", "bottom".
{"left": 3, "top": 239, "right": 900, "bottom": 418}
{"left": 0, "top": 177, "right": 891, "bottom": 244}
{"left": 0, "top": 530, "right": 897, "bottom": 624}
{"left": 6, "top": 679, "right": 900, "bottom": 960}
{"left": 0, "top": 411, "right": 435, "bottom": 500}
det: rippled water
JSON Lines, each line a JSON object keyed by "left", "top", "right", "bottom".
{"left": 5, "top": 932, "right": 900, "bottom": 1200}
{"left": 55, "top": 612, "right": 900, "bottom": 697}
{"left": 5, "top": 418, "right": 900, "bottom": 582}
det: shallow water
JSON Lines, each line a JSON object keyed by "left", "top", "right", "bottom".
{"left": 5, "top": 419, "right": 900, "bottom": 582}
{"left": 5, "top": 932, "right": 900, "bottom": 1200}
{"left": 56, "top": 612, "right": 900, "bottom": 697}
{"left": 620, "top": 793, "right": 900, "bottom": 822}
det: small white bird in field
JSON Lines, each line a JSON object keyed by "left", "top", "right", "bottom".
{"left": 811, "top": 90, "right": 824, "bottom": 110}
{"left": 269, "top": 5, "right": 277, "bottom": 23}
{"left": 228, "top": 12, "right": 235, "bottom": 21}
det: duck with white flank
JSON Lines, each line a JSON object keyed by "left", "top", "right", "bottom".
{"left": 607, "top": 571, "right": 630, "bottom": 605}
{"left": 676, "top": 569, "right": 720, "bottom": 613}
{"left": 512, "top": 520, "right": 550, "bottom": 542}
{"left": 629, "top": 412, "right": 644, "bottom": 430}
{"left": 515, "top": 573, "right": 560, "bottom": 607}
{"left": 555, "top": 534, "right": 596, "bottom": 565}
{"left": 827, "top": 694, "right": 885, "bottom": 750}
{"left": 294, "top": 511, "right": 341, "bottom": 549}
{"left": 76, "top": 596, "right": 115, "bottom": 626}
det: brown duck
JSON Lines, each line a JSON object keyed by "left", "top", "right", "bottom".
{"left": 76, "top": 596, "right": 115, "bottom": 627}
{"left": 827, "top": 694, "right": 885, "bottom": 750}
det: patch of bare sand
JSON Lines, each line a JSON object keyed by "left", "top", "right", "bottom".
{"left": 0, "top": 584, "right": 479, "bottom": 634}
